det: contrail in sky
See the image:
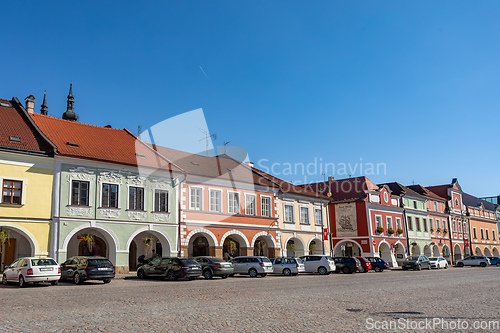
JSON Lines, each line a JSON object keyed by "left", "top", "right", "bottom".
{"left": 199, "top": 66, "right": 209, "bottom": 79}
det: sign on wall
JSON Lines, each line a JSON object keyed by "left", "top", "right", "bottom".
{"left": 335, "top": 203, "right": 358, "bottom": 237}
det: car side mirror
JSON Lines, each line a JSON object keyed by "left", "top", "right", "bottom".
{"left": 4, "top": 266, "right": 9, "bottom": 269}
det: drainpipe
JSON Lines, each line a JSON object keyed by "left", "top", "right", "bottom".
{"left": 177, "top": 171, "right": 187, "bottom": 257}
{"left": 447, "top": 215, "right": 454, "bottom": 265}
{"left": 401, "top": 203, "right": 410, "bottom": 256}
{"left": 467, "top": 213, "right": 473, "bottom": 256}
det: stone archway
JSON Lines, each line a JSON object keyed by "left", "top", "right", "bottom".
{"left": 251, "top": 232, "right": 277, "bottom": 258}
{"left": 492, "top": 247, "right": 499, "bottom": 256}
{"left": 410, "top": 243, "right": 421, "bottom": 256}
{"left": 423, "top": 245, "right": 432, "bottom": 257}
{"left": 308, "top": 238, "right": 324, "bottom": 255}
{"left": 185, "top": 229, "right": 218, "bottom": 258}
{"left": 285, "top": 236, "right": 305, "bottom": 257}
{"left": 432, "top": 245, "right": 440, "bottom": 257}
{"left": 221, "top": 230, "right": 250, "bottom": 258}
{"left": 0, "top": 225, "right": 36, "bottom": 270}
{"left": 453, "top": 244, "right": 462, "bottom": 261}
{"left": 484, "top": 247, "right": 492, "bottom": 257}
{"left": 442, "top": 245, "right": 450, "bottom": 261}
{"left": 475, "top": 247, "right": 483, "bottom": 256}
{"left": 64, "top": 226, "right": 118, "bottom": 265}
{"left": 334, "top": 240, "right": 363, "bottom": 257}
{"left": 126, "top": 228, "right": 173, "bottom": 271}
{"left": 394, "top": 242, "right": 406, "bottom": 266}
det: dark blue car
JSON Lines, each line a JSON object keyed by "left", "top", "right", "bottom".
{"left": 364, "top": 257, "right": 390, "bottom": 272}
{"left": 488, "top": 257, "right": 500, "bottom": 266}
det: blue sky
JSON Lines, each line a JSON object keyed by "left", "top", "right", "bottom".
{"left": 1, "top": 1, "right": 499, "bottom": 196}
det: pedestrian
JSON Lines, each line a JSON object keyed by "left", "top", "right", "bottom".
{"left": 223, "top": 251, "right": 230, "bottom": 261}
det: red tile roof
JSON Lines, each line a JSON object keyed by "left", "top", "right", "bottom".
{"left": 30, "top": 113, "right": 182, "bottom": 172}
{"left": 407, "top": 185, "right": 446, "bottom": 201}
{"left": 0, "top": 98, "right": 55, "bottom": 154}
{"left": 251, "top": 168, "right": 323, "bottom": 198}
{"left": 425, "top": 185, "right": 450, "bottom": 200}
{"left": 301, "top": 176, "right": 378, "bottom": 203}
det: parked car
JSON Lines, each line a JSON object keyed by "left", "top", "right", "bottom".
{"left": 137, "top": 257, "right": 202, "bottom": 280}
{"left": 298, "top": 255, "right": 336, "bottom": 275}
{"left": 487, "top": 257, "right": 500, "bottom": 266}
{"left": 333, "top": 257, "right": 361, "bottom": 274}
{"left": 364, "top": 257, "right": 390, "bottom": 272}
{"left": 402, "top": 256, "right": 431, "bottom": 270}
{"left": 229, "top": 256, "right": 273, "bottom": 277}
{"left": 429, "top": 257, "right": 448, "bottom": 269}
{"left": 2, "top": 257, "right": 60, "bottom": 287}
{"left": 60, "top": 256, "right": 115, "bottom": 284}
{"left": 456, "top": 256, "right": 491, "bottom": 267}
{"left": 269, "top": 257, "right": 304, "bottom": 276}
{"left": 355, "top": 257, "right": 372, "bottom": 273}
{"left": 193, "top": 256, "right": 234, "bottom": 279}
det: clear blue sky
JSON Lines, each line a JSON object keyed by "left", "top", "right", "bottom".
{"left": 2, "top": 1, "right": 499, "bottom": 197}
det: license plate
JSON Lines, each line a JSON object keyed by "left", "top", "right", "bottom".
{"left": 98, "top": 268, "right": 110, "bottom": 271}
{"left": 191, "top": 267, "right": 200, "bottom": 270}
{"left": 39, "top": 268, "right": 52, "bottom": 271}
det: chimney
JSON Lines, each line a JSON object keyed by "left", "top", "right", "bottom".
{"left": 25, "top": 95, "right": 35, "bottom": 114}
{"left": 246, "top": 161, "right": 254, "bottom": 168}
{"left": 328, "top": 176, "right": 335, "bottom": 182}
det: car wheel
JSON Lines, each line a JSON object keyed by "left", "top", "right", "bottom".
{"left": 221, "top": 275, "right": 228, "bottom": 279}
{"left": 283, "top": 268, "right": 291, "bottom": 276}
{"left": 51, "top": 280, "right": 59, "bottom": 286}
{"left": 318, "top": 266, "right": 328, "bottom": 275}
{"left": 427, "top": 264, "right": 431, "bottom": 270}
{"left": 342, "top": 266, "right": 351, "bottom": 274}
{"left": 203, "top": 269, "right": 213, "bottom": 279}
{"left": 457, "top": 262, "right": 464, "bottom": 267}
{"left": 249, "top": 268, "right": 258, "bottom": 278}
{"left": 103, "top": 279, "right": 111, "bottom": 284}
{"left": 417, "top": 264, "right": 422, "bottom": 271}
{"left": 444, "top": 264, "right": 448, "bottom": 269}
{"left": 496, "top": 263, "right": 500, "bottom": 267}
{"left": 374, "top": 266, "right": 382, "bottom": 272}
{"left": 166, "top": 270, "right": 176, "bottom": 281}
{"left": 480, "top": 262, "right": 487, "bottom": 267}
{"left": 19, "top": 276, "right": 26, "bottom": 288}
{"left": 73, "top": 273, "right": 83, "bottom": 285}
{"left": 2, "top": 274, "right": 7, "bottom": 285}
{"left": 137, "top": 269, "right": 146, "bottom": 279}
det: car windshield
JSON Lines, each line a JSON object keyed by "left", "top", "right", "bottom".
{"left": 429, "top": 258, "right": 438, "bottom": 261}
{"left": 88, "top": 259, "right": 112, "bottom": 266}
{"left": 408, "top": 257, "right": 420, "bottom": 261}
{"left": 180, "top": 260, "right": 198, "bottom": 266}
{"left": 296, "top": 258, "right": 303, "bottom": 264}
{"left": 31, "top": 259, "right": 57, "bottom": 266}
{"left": 209, "top": 258, "right": 224, "bottom": 263}
{"left": 261, "top": 257, "right": 271, "bottom": 263}
{"left": 326, "top": 256, "right": 334, "bottom": 261}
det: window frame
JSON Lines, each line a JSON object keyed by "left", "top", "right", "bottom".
{"left": 2, "top": 178, "right": 24, "bottom": 205}
{"left": 189, "top": 186, "right": 203, "bottom": 211}
{"left": 300, "top": 206, "right": 310, "bottom": 225}
{"left": 284, "top": 204, "right": 294, "bottom": 223}
{"left": 314, "top": 207, "right": 323, "bottom": 226}
{"left": 227, "top": 191, "right": 240, "bottom": 214}
{"left": 407, "top": 216, "right": 413, "bottom": 230}
{"left": 128, "top": 186, "right": 145, "bottom": 211}
{"left": 244, "top": 194, "right": 256, "bottom": 216}
{"left": 101, "top": 182, "right": 119, "bottom": 208}
{"left": 154, "top": 188, "right": 169, "bottom": 213}
{"left": 209, "top": 188, "right": 223, "bottom": 213}
{"left": 71, "top": 180, "right": 91, "bottom": 206}
{"left": 260, "top": 195, "right": 272, "bottom": 217}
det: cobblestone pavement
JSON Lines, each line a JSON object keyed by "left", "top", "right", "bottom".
{"left": 0, "top": 267, "right": 499, "bottom": 332}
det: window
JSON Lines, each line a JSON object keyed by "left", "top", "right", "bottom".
{"left": 261, "top": 196, "right": 271, "bottom": 217}
{"left": 493, "top": 230, "right": 496, "bottom": 241}
{"left": 284, "top": 205, "right": 294, "bottom": 223}
{"left": 154, "top": 189, "right": 169, "bottom": 212}
{"left": 480, "top": 229, "right": 484, "bottom": 240}
{"left": 413, "top": 201, "right": 417, "bottom": 209}
{"left": 433, "top": 202, "right": 437, "bottom": 211}
{"left": 71, "top": 180, "right": 90, "bottom": 206}
{"left": 423, "top": 218, "right": 428, "bottom": 232}
{"left": 429, "top": 218, "right": 434, "bottom": 230}
{"left": 458, "top": 221, "right": 462, "bottom": 233}
{"left": 473, "top": 227, "right": 477, "bottom": 239}
{"left": 209, "top": 189, "right": 222, "bottom": 212}
{"left": 386, "top": 217, "right": 392, "bottom": 230}
{"left": 245, "top": 194, "right": 256, "bottom": 215}
{"left": 2, "top": 179, "right": 22, "bottom": 204}
{"left": 129, "top": 187, "right": 144, "bottom": 210}
{"left": 396, "top": 218, "right": 402, "bottom": 230}
{"left": 463, "top": 222, "right": 467, "bottom": 234}
{"left": 436, "top": 219, "right": 440, "bottom": 229}
{"left": 375, "top": 216, "right": 382, "bottom": 228}
{"left": 415, "top": 217, "right": 421, "bottom": 231}
{"left": 407, "top": 216, "right": 413, "bottom": 230}
{"left": 314, "top": 208, "right": 323, "bottom": 226}
{"left": 486, "top": 229, "right": 489, "bottom": 240}
{"left": 101, "top": 183, "right": 118, "bottom": 208}
{"left": 228, "top": 192, "right": 240, "bottom": 214}
{"left": 383, "top": 192, "right": 389, "bottom": 202}
{"left": 300, "top": 207, "right": 309, "bottom": 225}
{"left": 190, "top": 187, "right": 202, "bottom": 210}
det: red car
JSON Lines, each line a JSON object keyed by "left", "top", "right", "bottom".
{"left": 355, "top": 257, "right": 372, "bottom": 273}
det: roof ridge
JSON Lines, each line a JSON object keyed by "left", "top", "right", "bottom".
{"left": 30, "top": 113, "right": 124, "bottom": 131}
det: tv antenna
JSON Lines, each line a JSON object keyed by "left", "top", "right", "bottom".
{"left": 198, "top": 128, "right": 217, "bottom": 156}
{"left": 223, "top": 141, "right": 230, "bottom": 154}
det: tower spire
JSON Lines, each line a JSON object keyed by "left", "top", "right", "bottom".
{"left": 62, "top": 83, "right": 78, "bottom": 121}
{"left": 40, "top": 91, "right": 48, "bottom": 115}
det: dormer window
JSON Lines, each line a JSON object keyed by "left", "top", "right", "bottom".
{"left": 67, "top": 142, "right": 80, "bottom": 148}
{"left": 9, "top": 136, "right": 20, "bottom": 142}
{"left": 455, "top": 198, "right": 459, "bottom": 207}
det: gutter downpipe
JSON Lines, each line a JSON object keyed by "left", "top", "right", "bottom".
{"left": 177, "top": 171, "right": 188, "bottom": 257}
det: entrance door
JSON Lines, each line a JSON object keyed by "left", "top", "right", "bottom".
{"left": 1, "top": 239, "right": 16, "bottom": 270}
{"left": 129, "top": 241, "right": 137, "bottom": 271}
{"left": 193, "top": 236, "right": 209, "bottom": 257}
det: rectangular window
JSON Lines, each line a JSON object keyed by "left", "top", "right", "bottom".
{"left": 429, "top": 218, "right": 434, "bottom": 230}
{"left": 433, "top": 202, "right": 437, "bottom": 211}
{"left": 473, "top": 227, "right": 477, "bottom": 239}
{"left": 284, "top": 205, "right": 294, "bottom": 223}
{"left": 415, "top": 217, "right": 421, "bottom": 231}
{"left": 209, "top": 189, "right": 222, "bottom": 212}
{"left": 463, "top": 222, "right": 467, "bottom": 234}
{"left": 453, "top": 221, "right": 457, "bottom": 232}
{"left": 228, "top": 192, "right": 240, "bottom": 214}
{"left": 423, "top": 218, "right": 428, "bottom": 232}
{"left": 413, "top": 201, "right": 417, "bottom": 209}
{"left": 480, "top": 229, "right": 484, "bottom": 240}
{"left": 261, "top": 196, "right": 271, "bottom": 217}
{"left": 486, "top": 229, "right": 489, "bottom": 240}
{"left": 128, "top": 186, "right": 144, "bottom": 210}
{"left": 314, "top": 208, "right": 323, "bottom": 226}
{"left": 245, "top": 194, "right": 256, "bottom": 215}
{"left": 2, "top": 179, "right": 22, "bottom": 204}
{"left": 375, "top": 216, "right": 382, "bottom": 228}
{"left": 190, "top": 187, "right": 202, "bottom": 210}
{"left": 300, "top": 207, "right": 310, "bottom": 225}
{"left": 101, "top": 183, "right": 118, "bottom": 208}
{"left": 493, "top": 230, "right": 496, "bottom": 241}
{"left": 71, "top": 180, "right": 90, "bottom": 206}
{"left": 436, "top": 219, "right": 440, "bottom": 229}
{"left": 396, "top": 218, "right": 402, "bottom": 230}
{"left": 407, "top": 216, "right": 413, "bottom": 230}
{"left": 458, "top": 221, "right": 462, "bottom": 233}
{"left": 386, "top": 217, "right": 392, "bottom": 230}
{"left": 154, "top": 189, "right": 169, "bottom": 212}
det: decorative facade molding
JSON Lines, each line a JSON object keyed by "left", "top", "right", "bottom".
{"left": 66, "top": 206, "right": 93, "bottom": 217}
{"left": 99, "top": 171, "right": 123, "bottom": 183}
{"left": 99, "top": 208, "right": 121, "bottom": 219}
{"left": 126, "top": 175, "right": 147, "bottom": 187}
{"left": 151, "top": 212, "right": 171, "bottom": 223}
{"left": 67, "top": 167, "right": 94, "bottom": 182}
{"left": 127, "top": 211, "right": 147, "bottom": 221}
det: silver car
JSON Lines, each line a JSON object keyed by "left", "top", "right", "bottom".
{"left": 299, "top": 255, "right": 336, "bottom": 275}
{"left": 270, "top": 257, "right": 305, "bottom": 276}
{"left": 456, "top": 256, "right": 491, "bottom": 267}
{"left": 229, "top": 256, "right": 273, "bottom": 277}
{"left": 2, "top": 257, "right": 61, "bottom": 287}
